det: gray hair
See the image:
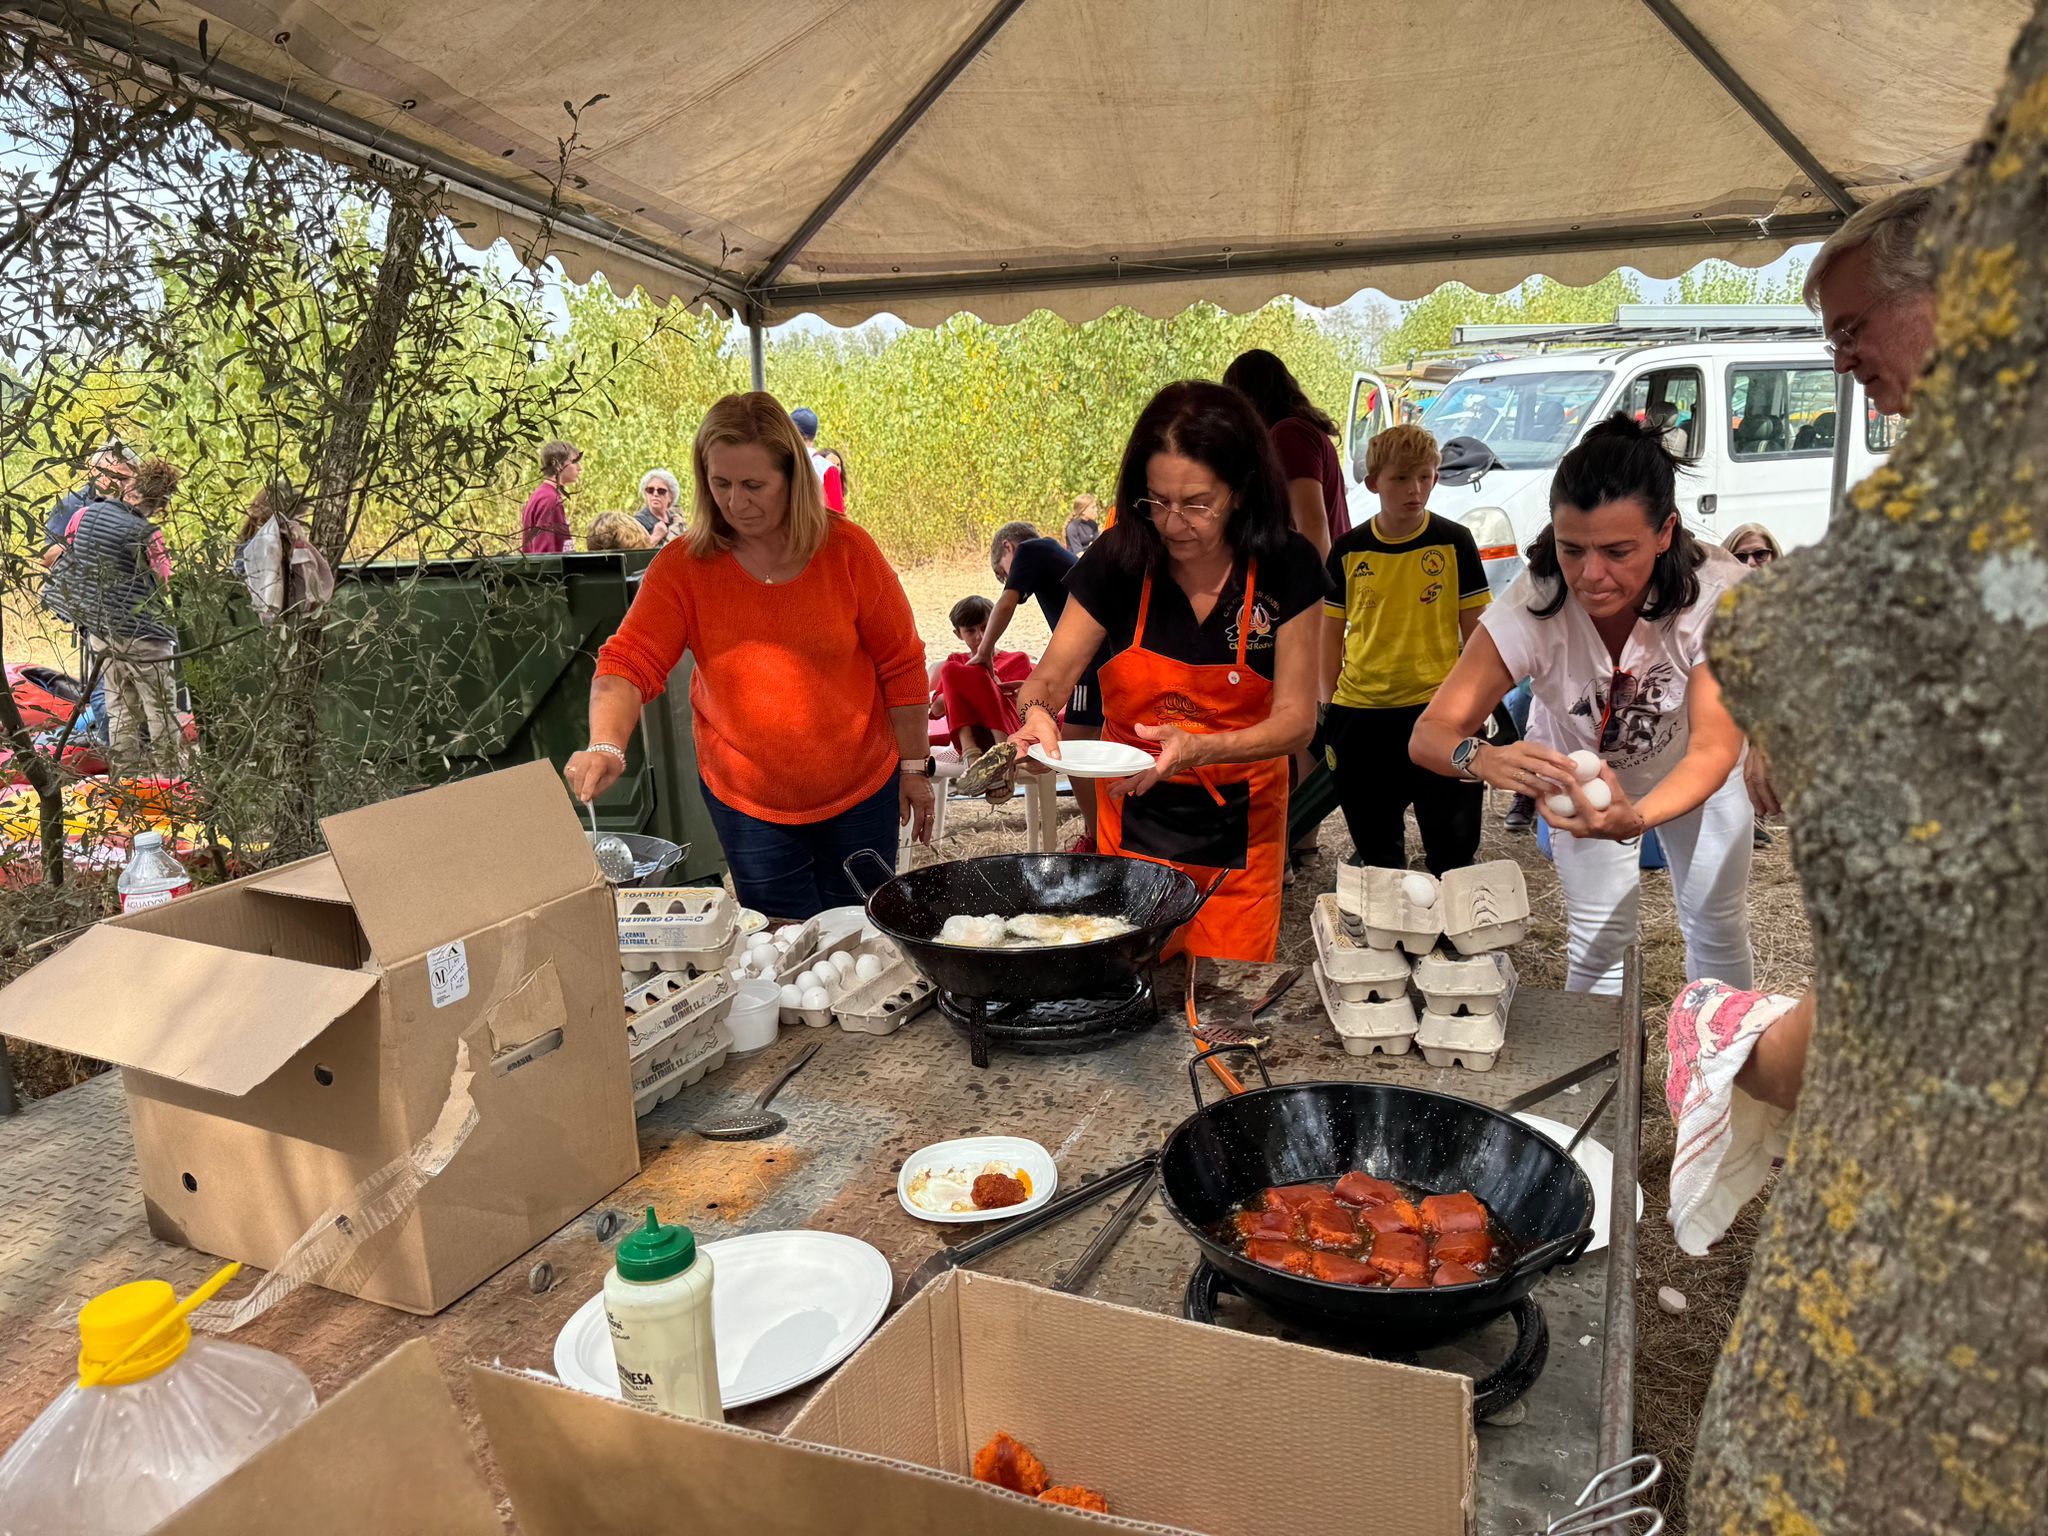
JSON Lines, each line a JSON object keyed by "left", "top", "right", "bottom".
{"left": 1803, "top": 186, "right": 1940, "bottom": 310}
{"left": 639, "top": 467, "right": 680, "bottom": 501}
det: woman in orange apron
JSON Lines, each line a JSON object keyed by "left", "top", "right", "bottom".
{"left": 1009, "top": 381, "right": 1324, "bottom": 962}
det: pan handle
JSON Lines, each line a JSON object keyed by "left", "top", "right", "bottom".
{"left": 1482, "top": 1224, "right": 1595, "bottom": 1290}
{"left": 1187, "top": 1043, "right": 1271, "bottom": 1110}
{"left": 842, "top": 847, "right": 896, "bottom": 898}
{"left": 1185, "top": 866, "right": 1231, "bottom": 921}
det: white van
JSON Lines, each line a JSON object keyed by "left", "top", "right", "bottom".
{"left": 1343, "top": 342, "right": 1900, "bottom": 591}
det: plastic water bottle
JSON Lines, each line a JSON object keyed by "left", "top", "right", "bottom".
{"left": 117, "top": 831, "right": 192, "bottom": 912}
{"left": 0, "top": 1278, "right": 317, "bottom": 1534}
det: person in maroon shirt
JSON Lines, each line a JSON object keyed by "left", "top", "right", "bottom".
{"left": 520, "top": 439, "right": 581, "bottom": 553}
{"left": 1223, "top": 349, "right": 1351, "bottom": 558}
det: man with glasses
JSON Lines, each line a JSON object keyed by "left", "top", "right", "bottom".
{"left": 520, "top": 439, "right": 581, "bottom": 554}
{"left": 1808, "top": 185, "right": 1939, "bottom": 420}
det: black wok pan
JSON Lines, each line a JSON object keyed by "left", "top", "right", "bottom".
{"left": 1159, "top": 1046, "right": 1594, "bottom": 1343}
{"left": 844, "top": 849, "right": 1222, "bottom": 1001}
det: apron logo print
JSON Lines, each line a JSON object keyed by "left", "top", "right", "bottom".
{"left": 1155, "top": 689, "right": 1208, "bottom": 726}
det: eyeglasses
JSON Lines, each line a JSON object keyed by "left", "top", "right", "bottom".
{"left": 1133, "top": 494, "right": 1228, "bottom": 526}
{"left": 1734, "top": 547, "right": 1775, "bottom": 566}
{"left": 1824, "top": 294, "right": 1894, "bottom": 359}
{"left": 644, "top": 485, "right": 673, "bottom": 498}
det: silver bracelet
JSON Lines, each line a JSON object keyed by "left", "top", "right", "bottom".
{"left": 585, "top": 742, "right": 627, "bottom": 764}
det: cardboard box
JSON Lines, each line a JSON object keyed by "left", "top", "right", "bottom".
{"left": 158, "top": 1273, "right": 1475, "bottom": 1535}
{"left": 0, "top": 762, "right": 639, "bottom": 1314}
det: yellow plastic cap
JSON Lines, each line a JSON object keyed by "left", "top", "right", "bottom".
{"left": 78, "top": 1280, "right": 190, "bottom": 1387}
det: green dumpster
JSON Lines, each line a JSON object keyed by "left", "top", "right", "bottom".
{"left": 325, "top": 551, "right": 725, "bottom": 882}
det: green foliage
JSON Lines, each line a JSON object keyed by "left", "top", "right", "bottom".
{"left": 1377, "top": 272, "right": 1646, "bottom": 363}
{"left": 562, "top": 298, "right": 1371, "bottom": 560}
{"left": 1671, "top": 258, "right": 1809, "bottom": 306}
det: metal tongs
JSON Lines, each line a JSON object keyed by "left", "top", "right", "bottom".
{"left": 1544, "top": 1454, "right": 1665, "bottom": 1534}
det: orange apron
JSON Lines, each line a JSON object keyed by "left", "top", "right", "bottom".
{"left": 1097, "top": 562, "right": 1289, "bottom": 962}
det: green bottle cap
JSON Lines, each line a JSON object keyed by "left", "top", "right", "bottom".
{"left": 614, "top": 1206, "right": 696, "bottom": 1282}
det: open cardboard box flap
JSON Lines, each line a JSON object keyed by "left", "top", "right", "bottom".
{"left": 153, "top": 1341, "right": 501, "bottom": 1536}
{"left": 0, "top": 924, "right": 376, "bottom": 1095}
{"left": 246, "top": 853, "right": 352, "bottom": 906}
{"left": 321, "top": 759, "right": 598, "bottom": 965}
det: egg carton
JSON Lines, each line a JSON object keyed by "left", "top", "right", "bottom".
{"left": 1415, "top": 1007, "right": 1508, "bottom": 1071}
{"left": 1355, "top": 867, "right": 1444, "bottom": 954}
{"left": 626, "top": 967, "right": 736, "bottom": 1043}
{"left": 1440, "top": 860, "right": 1531, "bottom": 955}
{"left": 632, "top": 1018, "right": 733, "bottom": 1116}
{"left": 1412, "top": 949, "right": 1519, "bottom": 1018}
{"left": 1312, "top": 960, "right": 1417, "bottom": 1057}
{"left": 828, "top": 951, "right": 937, "bottom": 1037}
{"left": 1310, "top": 894, "right": 1411, "bottom": 1001}
{"left": 618, "top": 887, "right": 741, "bottom": 975}
{"left": 781, "top": 933, "right": 915, "bottom": 1030}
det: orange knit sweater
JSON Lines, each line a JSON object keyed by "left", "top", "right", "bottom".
{"left": 596, "top": 518, "right": 928, "bottom": 823}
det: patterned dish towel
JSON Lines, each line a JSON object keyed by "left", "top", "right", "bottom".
{"left": 1665, "top": 979, "right": 1798, "bottom": 1255}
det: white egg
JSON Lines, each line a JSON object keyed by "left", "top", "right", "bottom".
{"left": 1568, "top": 749, "right": 1603, "bottom": 783}
{"left": 779, "top": 985, "right": 803, "bottom": 1009}
{"left": 794, "top": 968, "right": 819, "bottom": 991}
{"left": 747, "top": 936, "right": 774, "bottom": 957}
{"left": 1582, "top": 778, "right": 1614, "bottom": 810}
{"left": 800, "top": 986, "right": 830, "bottom": 1010}
{"left": 772, "top": 938, "right": 793, "bottom": 955}
{"left": 775, "top": 924, "right": 803, "bottom": 943}
{"left": 1400, "top": 872, "right": 1436, "bottom": 906}
{"left": 854, "top": 953, "right": 885, "bottom": 982}
{"left": 1545, "top": 791, "right": 1578, "bottom": 819}
{"left": 829, "top": 952, "right": 856, "bottom": 977}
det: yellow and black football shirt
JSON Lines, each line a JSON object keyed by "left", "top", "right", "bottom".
{"left": 1323, "top": 512, "right": 1490, "bottom": 709}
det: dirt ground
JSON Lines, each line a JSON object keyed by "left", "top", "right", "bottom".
{"left": 904, "top": 548, "right": 1811, "bottom": 1531}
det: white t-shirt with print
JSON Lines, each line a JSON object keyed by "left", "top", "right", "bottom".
{"left": 1483, "top": 551, "right": 1739, "bottom": 796}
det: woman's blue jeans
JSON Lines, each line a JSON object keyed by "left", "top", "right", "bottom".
{"left": 699, "top": 774, "right": 901, "bottom": 919}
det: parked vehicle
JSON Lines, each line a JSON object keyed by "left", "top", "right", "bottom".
{"left": 1345, "top": 341, "right": 1902, "bottom": 592}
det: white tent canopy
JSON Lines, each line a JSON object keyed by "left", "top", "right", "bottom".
{"left": 37, "top": 0, "right": 2028, "bottom": 327}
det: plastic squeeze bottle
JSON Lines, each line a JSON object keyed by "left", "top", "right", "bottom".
{"left": 604, "top": 1205, "right": 723, "bottom": 1421}
{"left": 0, "top": 1275, "right": 316, "bottom": 1535}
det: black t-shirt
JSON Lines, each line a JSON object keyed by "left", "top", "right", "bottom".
{"left": 1064, "top": 532, "right": 1328, "bottom": 681}
{"left": 1005, "top": 536, "right": 1077, "bottom": 627}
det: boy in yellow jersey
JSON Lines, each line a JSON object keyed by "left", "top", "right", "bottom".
{"left": 1321, "top": 425, "right": 1491, "bottom": 873}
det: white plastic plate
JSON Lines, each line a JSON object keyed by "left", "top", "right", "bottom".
{"left": 897, "top": 1135, "right": 1058, "bottom": 1224}
{"left": 552, "top": 1230, "right": 892, "bottom": 1407}
{"left": 1027, "top": 739, "right": 1151, "bottom": 779}
{"left": 1514, "top": 1112, "right": 1644, "bottom": 1256}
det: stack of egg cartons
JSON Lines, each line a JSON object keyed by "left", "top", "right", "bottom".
{"left": 618, "top": 888, "right": 743, "bottom": 1115}
{"left": 1313, "top": 860, "right": 1529, "bottom": 1070}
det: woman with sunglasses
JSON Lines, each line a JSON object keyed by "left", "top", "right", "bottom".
{"left": 1412, "top": 415, "right": 1753, "bottom": 995}
{"left": 634, "top": 468, "right": 682, "bottom": 544}
{"left": 1723, "top": 522, "right": 1782, "bottom": 568}
{"left": 1008, "top": 382, "right": 1323, "bottom": 962}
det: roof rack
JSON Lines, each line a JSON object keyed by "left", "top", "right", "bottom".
{"left": 1450, "top": 304, "right": 1819, "bottom": 349}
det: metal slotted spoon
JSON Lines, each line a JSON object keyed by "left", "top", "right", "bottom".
{"left": 697, "top": 1041, "right": 822, "bottom": 1140}
{"left": 586, "top": 803, "right": 636, "bottom": 884}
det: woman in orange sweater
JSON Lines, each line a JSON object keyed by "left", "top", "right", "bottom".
{"left": 565, "top": 393, "right": 933, "bottom": 917}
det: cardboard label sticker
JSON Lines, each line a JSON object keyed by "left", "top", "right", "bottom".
{"left": 428, "top": 940, "right": 471, "bottom": 1008}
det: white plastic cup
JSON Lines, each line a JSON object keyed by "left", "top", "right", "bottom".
{"left": 724, "top": 979, "right": 782, "bottom": 1054}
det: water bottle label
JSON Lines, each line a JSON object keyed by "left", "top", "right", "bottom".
{"left": 427, "top": 939, "right": 470, "bottom": 1008}
{"left": 121, "top": 882, "right": 192, "bottom": 912}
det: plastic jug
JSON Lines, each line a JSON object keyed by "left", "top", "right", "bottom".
{"left": 116, "top": 830, "right": 192, "bottom": 912}
{"left": 0, "top": 1269, "right": 316, "bottom": 1535}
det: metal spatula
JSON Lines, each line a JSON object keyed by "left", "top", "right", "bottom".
{"left": 586, "top": 802, "right": 635, "bottom": 884}
{"left": 696, "top": 1041, "right": 821, "bottom": 1140}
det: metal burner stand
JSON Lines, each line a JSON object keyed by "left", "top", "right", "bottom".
{"left": 1182, "top": 1263, "right": 1550, "bottom": 1423}
{"left": 938, "top": 976, "right": 1160, "bottom": 1066}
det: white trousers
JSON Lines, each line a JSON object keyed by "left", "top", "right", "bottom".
{"left": 1550, "top": 767, "right": 1755, "bottom": 996}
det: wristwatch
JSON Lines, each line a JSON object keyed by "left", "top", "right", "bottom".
{"left": 899, "top": 757, "right": 937, "bottom": 778}
{"left": 1449, "top": 737, "right": 1486, "bottom": 780}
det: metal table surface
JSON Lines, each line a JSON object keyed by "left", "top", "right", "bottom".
{"left": 0, "top": 956, "right": 1642, "bottom": 1534}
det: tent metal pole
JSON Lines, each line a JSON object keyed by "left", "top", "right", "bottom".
{"left": 1829, "top": 370, "right": 1856, "bottom": 518}
{"left": 753, "top": 0, "right": 1033, "bottom": 289}
{"left": 1637, "top": 0, "right": 1859, "bottom": 215}
{"left": 14, "top": 0, "right": 748, "bottom": 311}
{"left": 748, "top": 310, "right": 767, "bottom": 392}
{"left": 759, "top": 210, "right": 1847, "bottom": 315}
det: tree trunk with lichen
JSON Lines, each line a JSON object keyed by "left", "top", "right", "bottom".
{"left": 1690, "top": 11, "right": 2048, "bottom": 1533}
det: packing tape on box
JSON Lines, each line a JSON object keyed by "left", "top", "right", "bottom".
{"left": 191, "top": 1035, "right": 481, "bottom": 1333}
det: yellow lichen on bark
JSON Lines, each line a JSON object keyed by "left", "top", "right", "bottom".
{"left": 1937, "top": 243, "right": 2024, "bottom": 351}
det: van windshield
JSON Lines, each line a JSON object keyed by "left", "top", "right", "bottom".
{"left": 1419, "top": 370, "right": 1612, "bottom": 470}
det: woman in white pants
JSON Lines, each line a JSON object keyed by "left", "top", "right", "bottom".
{"left": 1411, "top": 415, "right": 1753, "bottom": 996}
